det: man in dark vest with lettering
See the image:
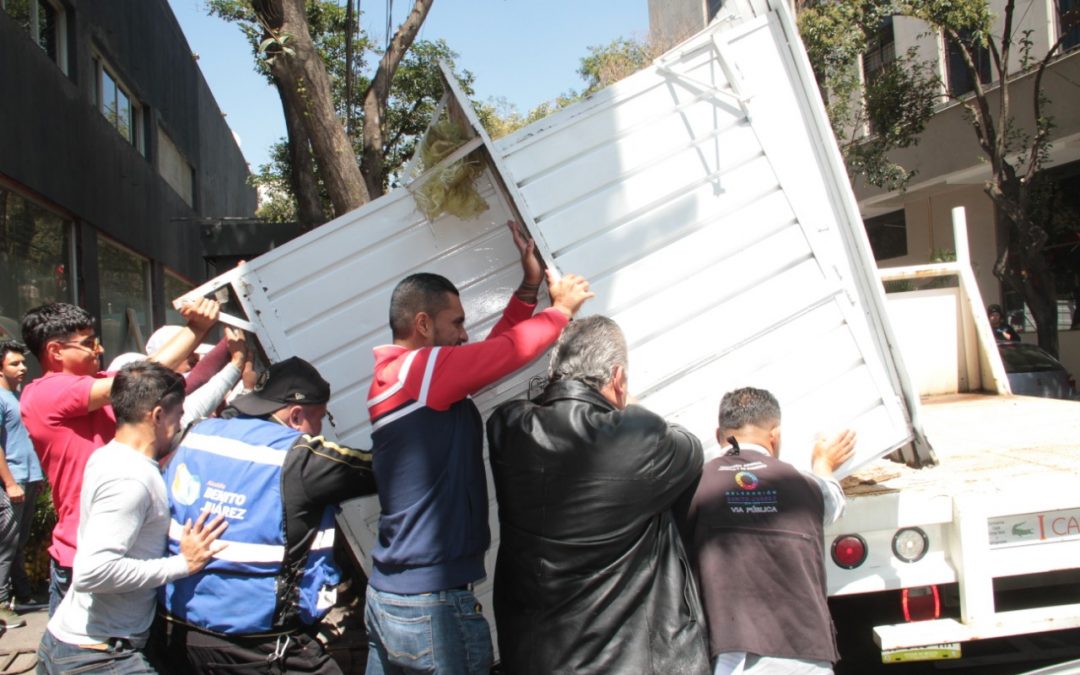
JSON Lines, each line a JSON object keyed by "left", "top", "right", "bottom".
{"left": 679, "top": 387, "right": 855, "bottom": 675}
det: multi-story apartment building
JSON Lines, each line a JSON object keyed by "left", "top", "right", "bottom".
{"left": 0, "top": 0, "right": 255, "bottom": 367}
{"left": 650, "top": 0, "right": 1080, "bottom": 376}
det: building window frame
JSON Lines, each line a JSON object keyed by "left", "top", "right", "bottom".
{"left": 1, "top": 0, "right": 69, "bottom": 73}
{"left": 0, "top": 180, "right": 77, "bottom": 353}
{"left": 943, "top": 28, "right": 993, "bottom": 98}
{"left": 96, "top": 234, "right": 153, "bottom": 358}
{"left": 861, "top": 15, "right": 897, "bottom": 135}
{"left": 92, "top": 53, "right": 146, "bottom": 156}
{"left": 163, "top": 269, "right": 196, "bottom": 326}
{"left": 1060, "top": 0, "right": 1080, "bottom": 53}
{"left": 862, "top": 208, "right": 908, "bottom": 262}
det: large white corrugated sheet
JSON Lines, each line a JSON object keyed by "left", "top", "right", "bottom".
{"left": 176, "top": 0, "right": 916, "bottom": 654}
{"left": 489, "top": 5, "right": 914, "bottom": 469}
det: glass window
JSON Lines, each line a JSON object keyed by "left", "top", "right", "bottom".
{"left": 945, "top": 29, "right": 992, "bottom": 97}
{"left": 863, "top": 16, "right": 896, "bottom": 86}
{"left": 863, "top": 209, "right": 908, "bottom": 261}
{"left": 1062, "top": 0, "right": 1080, "bottom": 53}
{"left": 1, "top": 0, "right": 67, "bottom": 72}
{"left": 0, "top": 186, "right": 73, "bottom": 342}
{"left": 93, "top": 56, "right": 144, "bottom": 156}
{"left": 97, "top": 236, "right": 151, "bottom": 363}
{"left": 163, "top": 271, "right": 194, "bottom": 326}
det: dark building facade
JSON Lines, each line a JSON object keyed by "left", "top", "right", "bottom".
{"left": 0, "top": 0, "right": 255, "bottom": 365}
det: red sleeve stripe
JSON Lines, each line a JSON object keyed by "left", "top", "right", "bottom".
{"left": 367, "top": 349, "right": 421, "bottom": 406}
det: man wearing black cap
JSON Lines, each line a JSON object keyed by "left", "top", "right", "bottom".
{"left": 159, "top": 356, "right": 376, "bottom": 674}
{"left": 988, "top": 304, "right": 1020, "bottom": 342}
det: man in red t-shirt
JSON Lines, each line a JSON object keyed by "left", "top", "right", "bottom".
{"left": 20, "top": 300, "right": 219, "bottom": 615}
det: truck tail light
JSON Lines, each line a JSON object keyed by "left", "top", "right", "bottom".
{"left": 892, "top": 527, "right": 929, "bottom": 563}
{"left": 902, "top": 585, "right": 941, "bottom": 622}
{"left": 831, "top": 534, "right": 867, "bottom": 569}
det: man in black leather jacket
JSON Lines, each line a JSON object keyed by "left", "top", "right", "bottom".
{"left": 487, "top": 315, "right": 710, "bottom": 675}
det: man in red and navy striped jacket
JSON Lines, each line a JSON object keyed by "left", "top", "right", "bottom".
{"left": 364, "top": 221, "right": 593, "bottom": 674}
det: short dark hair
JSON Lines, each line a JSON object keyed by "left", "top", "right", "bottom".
{"left": 388, "top": 273, "right": 459, "bottom": 340}
{"left": 111, "top": 361, "right": 185, "bottom": 425}
{"left": 0, "top": 339, "right": 27, "bottom": 363}
{"left": 21, "top": 303, "right": 94, "bottom": 361}
{"left": 718, "top": 387, "right": 781, "bottom": 431}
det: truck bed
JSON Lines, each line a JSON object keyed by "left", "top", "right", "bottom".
{"left": 842, "top": 394, "right": 1080, "bottom": 499}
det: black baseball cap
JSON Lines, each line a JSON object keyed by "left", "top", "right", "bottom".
{"left": 231, "top": 356, "right": 331, "bottom": 417}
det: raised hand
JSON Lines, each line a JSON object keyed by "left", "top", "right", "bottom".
{"left": 180, "top": 297, "right": 221, "bottom": 336}
{"left": 508, "top": 220, "right": 543, "bottom": 292}
{"left": 547, "top": 269, "right": 595, "bottom": 320}
{"left": 811, "top": 429, "right": 856, "bottom": 478}
{"left": 225, "top": 327, "right": 248, "bottom": 367}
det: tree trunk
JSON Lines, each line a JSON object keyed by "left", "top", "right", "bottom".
{"left": 991, "top": 204, "right": 1059, "bottom": 356}
{"left": 361, "top": 0, "right": 434, "bottom": 199}
{"left": 255, "top": 0, "right": 369, "bottom": 220}
{"left": 272, "top": 65, "right": 325, "bottom": 229}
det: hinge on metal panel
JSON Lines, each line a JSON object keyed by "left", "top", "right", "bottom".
{"left": 652, "top": 34, "right": 753, "bottom": 121}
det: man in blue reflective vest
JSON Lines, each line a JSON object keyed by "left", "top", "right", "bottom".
{"left": 160, "top": 356, "right": 376, "bottom": 674}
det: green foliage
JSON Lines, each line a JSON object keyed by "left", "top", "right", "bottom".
{"left": 893, "top": 0, "right": 990, "bottom": 38}
{"left": 207, "top": 1, "right": 474, "bottom": 215}
{"left": 798, "top": 2, "right": 941, "bottom": 190}
{"left": 578, "top": 37, "right": 657, "bottom": 96}
{"left": 251, "top": 142, "right": 299, "bottom": 222}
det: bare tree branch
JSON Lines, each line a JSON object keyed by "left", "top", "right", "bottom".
{"left": 361, "top": 0, "right": 435, "bottom": 198}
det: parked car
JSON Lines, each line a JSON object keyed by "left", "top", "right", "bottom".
{"left": 998, "top": 341, "right": 1077, "bottom": 400}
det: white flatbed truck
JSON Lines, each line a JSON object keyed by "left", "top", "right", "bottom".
{"left": 176, "top": 0, "right": 1080, "bottom": 667}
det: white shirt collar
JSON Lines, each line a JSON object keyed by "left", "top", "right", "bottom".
{"left": 720, "top": 441, "right": 772, "bottom": 457}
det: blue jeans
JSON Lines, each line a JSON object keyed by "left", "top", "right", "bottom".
{"left": 365, "top": 586, "right": 492, "bottom": 675}
{"left": 48, "top": 558, "right": 71, "bottom": 618}
{"left": 37, "top": 630, "right": 156, "bottom": 674}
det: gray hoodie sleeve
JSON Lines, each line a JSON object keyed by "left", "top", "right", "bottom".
{"left": 181, "top": 363, "right": 242, "bottom": 428}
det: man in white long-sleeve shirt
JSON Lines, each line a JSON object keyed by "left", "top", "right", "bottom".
{"left": 38, "top": 361, "right": 227, "bottom": 674}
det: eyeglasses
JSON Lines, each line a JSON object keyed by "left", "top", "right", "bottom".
{"left": 61, "top": 336, "right": 102, "bottom": 352}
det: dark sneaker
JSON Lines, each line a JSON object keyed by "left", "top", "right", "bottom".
{"left": 0, "top": 606, "right": 26, "bottom": 629}
{"left": 13, "top": 594, "right": 48, "bottom": 611}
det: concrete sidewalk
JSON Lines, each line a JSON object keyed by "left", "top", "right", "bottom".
{"left": 0, "top": 607, "right": 47, "bottom": 674}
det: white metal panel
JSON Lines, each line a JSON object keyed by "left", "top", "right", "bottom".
{"left": 493, "top": 9, "right": 913, "bottom": 471}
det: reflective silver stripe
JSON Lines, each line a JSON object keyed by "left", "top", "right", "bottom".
{"left": 370, "top": 400, "right": 424, "bottom": 431}
{"left": 310, "top": 527, "right": 335, "bottom": 552}
{"left": 169, "top": 520, "right": 285, "bottom": 564}
{"left": 181, "top": 432, "right": 286, "bottom": 467}
{"left": 367, "top": 349, "right": 420, "bottom": 406}
{"left": 418, "top": 347, "right": 440, "bottom": 406}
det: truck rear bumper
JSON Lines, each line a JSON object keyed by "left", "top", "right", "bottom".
{"left": 875, "top": 602, "right": 1080, "bottom": 650}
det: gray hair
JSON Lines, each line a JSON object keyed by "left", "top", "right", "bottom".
{"left": 548, "top": 316, "right": 628, "bottom": 390}
{"left": 718, "top": 387, "right": 781, "bottom": 431}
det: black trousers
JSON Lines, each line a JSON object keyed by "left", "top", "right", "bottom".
{"left": 161, "top": 621, "right": 342, "bottom": 675}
